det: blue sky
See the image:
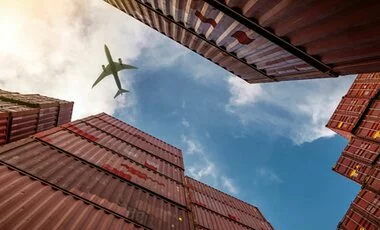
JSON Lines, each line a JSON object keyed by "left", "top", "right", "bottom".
{"left": 0, "top": 1, "right": 360, "bottom": 229}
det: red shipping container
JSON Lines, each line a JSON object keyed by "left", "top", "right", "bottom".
{"left": 347, "top": 73, "right": 380, "bottom": 99}
{"left": 188, "top": 188, "right": 268, "bottom": 229}
{"left": 34, "top": 128, "right": 187, "bottom": 207}
{"left": 355, "top": 119, "right": 380, "bottom": 143}
{"left": 352, "top": 189, "right": 380, "bottom": 223}
{"left": 0, "top": 138, "right": 192, "bottom": 230}
{"left": 366, "top": 166, "right": 380, "bottom": 193}
{"left": 0, "top": 112, "right": 8, "bottom": 145}
{"left": 99, "top": 113, "right": 182, "bottom": 157}
{"left": 365, "top": 100, "right": 380, "bottom": 121}
{"left": 185, "top": 177, "right": 266, "bottom": 221}
{"left": 338, "top": 208, "right": 379, "bottom": 230}
{"left": 342, "top": 137, "right": 380, "bottom": 165}
{"left": 59, "top": 121, "right": 184, "bottom": 183}
{"left": 333, "top": 155, "right": 372, "bottom": 185}
{"left": 0, "top": 163, "right": 146, "bottom": 230}
{"left": 83, "top": 115, "right": 184, "bottom": 169}
{"left": 191, "top": 205, "right": 252, "bottom": 230}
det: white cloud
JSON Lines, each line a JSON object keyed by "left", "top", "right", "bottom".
{"left": 221, "top": 176, "right": 239, "bottom": 195}
{"left": 226, "top": 75, "right": 356, "bottom": 144}
{"left": 181, "top": 134, "right": 203, "bottom": 155}
{"left": 182, "top": 134, "right": 239, "bottom": 195}
{"left": 0, "top": 0, "right": 158, "bottom": 120}
{"left": 181, "top": 118, "right": 190, "bottom": 128}
{"left": 255, "top": 167, "right": 283, "bottom": 185}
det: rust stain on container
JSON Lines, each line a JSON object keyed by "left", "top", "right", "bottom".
{"left": 0, "top": 138, "right": 191, "bottom": 230}
{"left": 33, "top": 128, "right": 187, "bottom": 207}
{"left": 0, "top": 163, "right": 149, "bottom": 230}
{"left": 105, "top": 0, "right": 380, "bottom": 83}
{"left": 59, "top": 120, "right": 185, "bottom": 183}
{"left": 83, "top": 114, "right": 184, "bottom": 169}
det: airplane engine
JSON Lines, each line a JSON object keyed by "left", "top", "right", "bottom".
{"left": 102, "top": 65, "right": 105, "bottom": 70}
{"left": 119, "top": 58, "right": 122, "bottom": 65}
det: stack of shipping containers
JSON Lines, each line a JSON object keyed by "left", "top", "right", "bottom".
{"left": 0, "top": 112, "right": 193, "bottom": 229}
{"left": 326, "top": 73, "right": 380, "bottom": 229}
{"left": 185, "top": 176, "right": 273, "bottom": 230}
{"left": 0, "top": 89, "right": 73, "bottom": 144}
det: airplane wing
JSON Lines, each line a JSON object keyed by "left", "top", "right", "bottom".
{"left": 113, "top": 62, "right": 138, "bottom": 72}
{"left": 92, "top": 64, "right": 113, "bottom": 88}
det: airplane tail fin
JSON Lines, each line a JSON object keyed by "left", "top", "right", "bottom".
{"left": 114, "top": 89, "right": 129, "bottom": 99}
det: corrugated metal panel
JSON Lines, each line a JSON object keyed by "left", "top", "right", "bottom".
{"left": 105, "top": 0, "right": 380, "bottom": 84}
{"left": 185, "top": 177, "right": 265, "bottom": 221}
{"left": 337, "top": 208, "right": 379, "bottom": 230}
{"left": 82, "top": 114, "right": 184, "bottom": 169}
{"left": 0, "top": 163, "right": 146, "bottom": 230}
{"left": 191, "top": 205, "right": 252, "bottom": 230}
{"left": 0, "top": 138, "right": 191, "bottom": 230}
{"left": 187, "top": 188, "right": 267, "bottom": 229}
{"left": 352, "top": 189, "right": 380, "bottom": 224}
{"left": 0, "top": 100, "right": 39, "bottom": 143}
{"left": 347, "top": 73, "right": 380, "bottom": 99}
{"left": 332, "top": 154, "right": 371, "bottom": 185}
{"left": 99, "top": 113, "right": 182, "bottom": 157}
{"left": 34, "top": 127, "right": 187, "bottom": 207}
{"left": 342, "top": 137, "right": 380, "bottom": 165}
{"left": 58, "top": 121, "right": 184, "bottom": 183}
{"left": 0, "top": 112, "right": 8, "bottom": 145}
{"left": 366, "top": 166, "right": 380, "bottom": 194}
{"left": 356, "top": 119, "right": 380, "bottom": 143}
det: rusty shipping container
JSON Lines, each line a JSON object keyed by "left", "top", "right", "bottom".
{"left": 187, "top": 184, "right": 271, "bottom": 229}
{"left": 0, "top": 138, "right": 192, "bottom": 230}
{"left": 82, "top": 113, "right": 184, "bottom": 169}
{"left": 34, "top": 126, "right": 187, "bottom": 206}
{"left": 347, "top": 73, "right": 380, "bottom": 99}
{"left": 326, "top": 97, "right": 371, "bottom": 139}
{"left": 185, "top": 177, "right": 265, "bottom": 220}
{"left": 351, "top": 189, "right": 380, "bottom": 224}
{"left": 99, "top": 113, "right": 182, "bottom": 157}
{"left": 0, "top": 100, "right": 39, "bottom": 143}
{"left": 333, "top": 154, "right": 372, "bottom": 185}
{"left": 105, "top": 0, "right": 380, "bottom": 84}
{"left": 365, "top": 166, "right": 380, "bottom": 194}
{"left": 0, "top": 163, "right": 147, "bottom": 230}
{"left": 337, "top": 207, "right": 379, "bottom": 230}
{"left": 59, "top": 120, "right": 184, "bottom": 183}
{"left": 341, "top": 137, "right": 380, "bottom": 165}
{"left": 355, "top": 99, "right": 380, "bottom": 143}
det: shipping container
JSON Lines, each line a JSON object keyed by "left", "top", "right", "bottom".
{"left": 58, "top": 121, "right": 184, "bottom": 183}
{"left": 0, "top": 112, "right": 8, "bottom": 145}
{"left": 355, "top": 119, "right": 380, "bottom": 143}
{"left": 191, "top": 205, "right": 252, "bottom": 230}
{"left": 188, "top": 187, "right": 268, "bottom": 229}
{"left": 337, "top": 208, "right": 379, "bottom": 230}
{"left": 185, "top": 177, "right": 265, "bottom": 221}
{"left": 105, "top": 0, "right": 380, "bottom": 84}
{"left": 365, "top": 100, "right": 380, "bottom": 121}
{"left": 333, "top": 155, "right": 372, "bottom": 185}
{"left": 0, "top": 163, "right": 146, "bottom": 230}
{"left": 347, "top": 73, "right": 380, "bottom": 99}
{"left": 342, "top": 137, "right": 380, "bottom": 165}
{"left": 83, "top": 114, "right": 184, "bottom": 169}
{"left": 0, "top": 138, "right": 191, "bottom": 230}
{"left": 34, "top": 128, "right": 187, "bottom": 207}
{"left": 365, "top": 166, "right": 380, "bottom": 194}
{"left": 351, "top": 189, "right": 380, "bottom": 224}
{"left": 99, "top": 113, "right": 182, "bottom": 157}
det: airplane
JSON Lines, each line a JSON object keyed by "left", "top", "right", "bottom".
{"left": 92, "top": 44, "right": 138, "bottom": 98}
